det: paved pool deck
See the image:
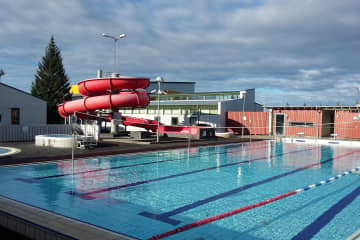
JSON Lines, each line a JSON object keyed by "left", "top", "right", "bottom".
{"left": 0, "top": 135, "right": 267, "bottom": 166}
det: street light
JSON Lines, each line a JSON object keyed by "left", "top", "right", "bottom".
{"left": 151, "top": 76, "right": 166, "bottom": 143}
{"left": 240, "top": 90, "right": 247, "bottom": 137}
{"left": 102, "top": 33, "right": 126, "bottom": 74}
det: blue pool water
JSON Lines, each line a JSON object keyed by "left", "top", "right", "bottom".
{"left": 0, "top": 141, "right": 360, "bottom": 239}
{"left": 0, "top": 148, "right": 9, "bottom": 154}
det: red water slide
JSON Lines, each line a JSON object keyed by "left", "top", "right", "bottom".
{"left": 58, "top": 76, "right": 207, "bottom": 138}
{"left": 57, "top": 76, "right": 159, "bottom": 131}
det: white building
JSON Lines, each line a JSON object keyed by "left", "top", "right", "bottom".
{"left": 0, "top": 82, "right": 46, "bottom": 125}
{"left": 120, "top": 88, "right": 263, "bottom": 133}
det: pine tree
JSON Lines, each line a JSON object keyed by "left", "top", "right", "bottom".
{"left": 31, "top": 36, "right": 71, "bottom": 123}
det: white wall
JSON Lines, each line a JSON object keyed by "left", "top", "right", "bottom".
{"left": 0, "top": 84, "right": 47, "bottom": 125}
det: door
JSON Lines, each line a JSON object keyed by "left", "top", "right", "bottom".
{"left": 275, "top": 114, "right": 285, "bottom": 136}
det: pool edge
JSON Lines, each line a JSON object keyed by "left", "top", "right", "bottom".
{"left": 0, "top": 196, "right": 137, "bottom": 240}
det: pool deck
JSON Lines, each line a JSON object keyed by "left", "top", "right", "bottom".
{"left": 0, "top": 135, "right": 267, "bottom": 166}
{"left": 0, "top": 135, "right": 269, "bottom": 240}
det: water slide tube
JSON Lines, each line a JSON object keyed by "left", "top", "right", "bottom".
{"left": 58, "top": 76, "right": 207, "bottom": 138}
{"left": 58, "top": 76, "right": 159, "bottom": 132}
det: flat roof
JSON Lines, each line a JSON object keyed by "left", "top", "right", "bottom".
{"left": 149, "top": 81, "right": 196, "bottom": 84}
{"left": 266, "top": 105, "right": 360, "bottom": 110}
{"left": 150, "top": 89, "right": 253, "bottom": 98}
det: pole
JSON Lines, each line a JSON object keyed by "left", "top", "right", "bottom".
{"left": 113, "top": 39, "right": 117, "bottom": 73}
{"left": 102, "top": 33, "right": 126, "bottom": 74}
{"left": 241, "top": 92, "right": 246, "bottom": 137}
{"left": 71, "top": 132, "right": 75, "bottom": 193}
{"left": 157, "top": 91, "right": 160, "bottom": 143}
{"left": 154, "top": 76, "right": 163, "bottom": 144}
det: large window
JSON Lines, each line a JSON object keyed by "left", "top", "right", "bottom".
{"left": 288, "top": 121, "right": 314, "bottom": 127}
{"left": 11, "top": 108, "right": 20, "bottom": 125}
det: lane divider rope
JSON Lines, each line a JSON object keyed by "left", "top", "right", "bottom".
{"left": 147, "top": 167, "right": 360, "bottom": 240}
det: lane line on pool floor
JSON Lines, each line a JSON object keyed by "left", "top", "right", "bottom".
{"left": 15, "top": 143, "right": 270, "bottom": 184}
{"left": 65, "top": 147, "right": 316, "bottom": 201}
{"left": 147, "top": 167, "right": 360, "bottom": 240}
{"left": 292, "top": 180, "right": 360, "bottom": 239}
{"left": 139, "top": 150, "right": 358, "bottom": 225}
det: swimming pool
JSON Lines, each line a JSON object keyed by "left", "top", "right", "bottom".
{"left": 0, "top": 141, "right": 359, "bottom": 239}
{"left": 0, "top": 148, "right": 9, "bottom": 154}
{"left": 0, "top": 146, "right": 20, "bottom": 157}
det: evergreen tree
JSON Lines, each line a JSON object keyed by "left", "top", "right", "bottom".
{"left": 31, "top": 36, "right": 71, "bottom": 123}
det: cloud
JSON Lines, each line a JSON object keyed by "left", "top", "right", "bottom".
{"left": 298, "top": 68, "right": 338, "bottom": 79}
{"left": 1, "top": 0, "right": 360, "bottom": 106}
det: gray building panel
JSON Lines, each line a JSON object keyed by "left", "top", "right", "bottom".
{"left": 0, "top": 83, "right": 47, "bottom": 125}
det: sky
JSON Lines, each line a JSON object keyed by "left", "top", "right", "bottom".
{"left": 1, "top": 0, "right": 360, "bottom": 106}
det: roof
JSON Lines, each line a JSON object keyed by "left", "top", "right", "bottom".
{"left": 149, "top": 81, "right": 196, "bottom": 84}
{"left": 265, "top": 105, "right": 360, "bottom": 110}
{"left": 150, "top": 89, "right": 253, "bottom": 98}
{"left": 0, "top": 82, "right": 46, "bottom": 103}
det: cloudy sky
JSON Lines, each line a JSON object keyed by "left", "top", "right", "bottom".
{"left": 1, "top": 0, "right": 360, "bottom": 106}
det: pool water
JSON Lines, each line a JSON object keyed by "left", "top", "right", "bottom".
{"left": 0, "top": 148, "right": 9, "bottom": 154}
{"left": 0, "top": 141, "right": 360, "bottom": 239}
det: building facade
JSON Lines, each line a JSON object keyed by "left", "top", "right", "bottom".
{"left": 120, "top": 88, "right": 263, "bottom": 133}
{"left": 227, "top": 106, "right": 360, "bottom": 139}
{"left": 0, "top": 82, "right": 46, "bottom": 125}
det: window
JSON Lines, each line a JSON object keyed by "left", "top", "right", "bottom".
{"left": 288, "top": 121, "right": 314, "bottom": 128}
{"left": 171, "top": 117, "right": 179, "bottom": 126}
{"left": 11, "top": 108, "right": 20, "bottom": 125}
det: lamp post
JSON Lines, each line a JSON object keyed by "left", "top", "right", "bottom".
{"left": 152, "top": 76, "right": 165, "bottom": 143}
{"left": 102, "top": 33, "right": 126, "bottom": 74}
{"left": 240, "top": 90, "right": 247, "bottom": 137}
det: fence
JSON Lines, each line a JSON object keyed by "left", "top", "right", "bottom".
{"left": 0, "top": 125, "right": 72, "bottom": 142}
{"left": 226, "top": 112, "right": 269, "bottom": 135}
